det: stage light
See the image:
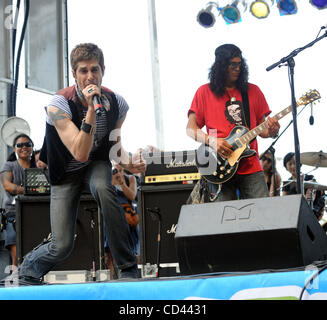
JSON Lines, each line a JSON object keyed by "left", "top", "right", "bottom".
{"left": 220, "top": 1, "right": 247, "bottom": 24}
{"left": 250, "top": 0, "right": 270, "bottom": 18}
{"left": 278, "top": 0, "right": 298, "bottom": 15}
{"left": 310, "top": 0, "right": 327, "bottom": 9}
{"left": 221, "top": 4, "right": 241, "bottom": 23}
{"left": 197, "top": 2, "right": 219, "bottom": 28}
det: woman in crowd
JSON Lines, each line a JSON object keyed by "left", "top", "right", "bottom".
{"left": 260, "top": 151, "right": 282, "bottom": 196}
{"left": 0, "top": 134, "right": 36, "bottom": 268}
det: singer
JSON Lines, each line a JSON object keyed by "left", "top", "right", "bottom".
{"left": 2, "top": 43, "right": 146, "bottom": 286}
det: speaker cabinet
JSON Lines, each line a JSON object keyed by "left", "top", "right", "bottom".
{"left": 16, "top": 195, "right": 103, "bottom": 271}
{"left": 139, "top": 183, "right": 194, "bottom": 275}
{"left": 175, "top": 194, "right": 327, "bottom": 275}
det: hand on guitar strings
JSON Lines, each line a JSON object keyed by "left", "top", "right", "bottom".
{"left": 208, "top": 136, "right": 233, "bottom": 159}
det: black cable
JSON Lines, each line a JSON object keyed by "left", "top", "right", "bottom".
{"left": 8, "top": 0, "right": 20, "bottom": 117}
{"left": 10, "top": 0, "right": 30, "bottom": 117}
{"left": 11, "top": 0, "right": 21, "bottom": 67}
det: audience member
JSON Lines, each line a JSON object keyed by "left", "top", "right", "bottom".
{"left": 282, "top": 152, "right": 314, "bottom": 198}
{"left": 0, "top": 134, "right": 36, "bottom": 268}
{"left": 34, "top": 149, "right": 48, "bottom": 169}
{"left": 104, "top": 164, "right": 140, "bottom": 279}
{"left": 260, "top": 151, "right": 281, "bottom": 196}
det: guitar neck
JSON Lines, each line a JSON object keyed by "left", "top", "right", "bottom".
{"left": 240, "top": 102, "right": 299, "bottom": 145}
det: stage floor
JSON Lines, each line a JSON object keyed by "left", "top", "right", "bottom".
{"left": 1, "top": 264, "right": 327, "bottom": 300}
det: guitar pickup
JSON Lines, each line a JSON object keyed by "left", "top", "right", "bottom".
{"left": 235, "top": 138, "right": 243, "bottom": 148}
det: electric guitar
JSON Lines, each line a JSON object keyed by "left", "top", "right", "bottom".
{"left": 195, "top": 89, "right": 321, "bottom": 184}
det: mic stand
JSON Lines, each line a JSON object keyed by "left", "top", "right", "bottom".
{"left": 266, "top": 28, "right": 327, "bottom": 195}
{"left": 261, "top": 101, "right": 310, "bottom": 196}
{"left": 146, "top": 207, "right": 162, "bottom": 278}
{"left": 86, "top": 207, "right": 99, "bottom": 282}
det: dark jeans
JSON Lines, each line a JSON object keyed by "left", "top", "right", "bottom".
{"left": 19, "top": 161, "right": 137, "bottom": 279}
{"left": 208, "top": 171, "right": 269, "bottom": 201}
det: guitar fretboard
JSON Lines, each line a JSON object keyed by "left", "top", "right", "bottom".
{"left": 239, "top": 104, "right": 296, "bottom": 145}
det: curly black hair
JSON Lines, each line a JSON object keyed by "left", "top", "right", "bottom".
{"left": 209, "top": 44, "right": 249, "bottom": 97}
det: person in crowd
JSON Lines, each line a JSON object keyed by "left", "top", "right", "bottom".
{"left": 186, "top": 43, "right": 280, "bottom": 201}
{"left": 313, "top": 194, "right": 326, "bottom": 221}
{"left": 0, "top": 134, "right": 36, "bottom": 268}
{"left": 282, "top": 152, "right": 315, "bottom": 198}
{"left": 104, "top": 164, "right": 140, "bottom": 279}
{"left": 34, "top": 149, "right": 48, "bottom": 169}
{"left": 282, "top": 152, "right": 327, "bottom": 220}
{"left": 259, "top": 151, "right": 282, "bottom": 196}
{"left": 2, "top": 43, "right": 145, "bottom": 286}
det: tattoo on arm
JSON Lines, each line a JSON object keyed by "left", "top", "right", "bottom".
{"left": 0, "top": 171, "right": 19, "bottom": 195}
{"left": 48, "top": 108, "right": 69, "bottom": 126}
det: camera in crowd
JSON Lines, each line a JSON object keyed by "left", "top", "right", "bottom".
{"left": 112, "top": 168, "right": 118, "bottom": 175}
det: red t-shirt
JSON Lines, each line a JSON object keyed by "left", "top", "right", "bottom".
{"left": 188, "top": 83, "right": 271, "bottom": 175}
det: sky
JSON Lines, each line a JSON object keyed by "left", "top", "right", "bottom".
{"left": 11, "top": 0, "right": 327, "bottom": 189}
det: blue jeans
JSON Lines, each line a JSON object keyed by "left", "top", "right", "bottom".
{"left": 19, "top": 161, "right": 137, "bottom": 279}
{"left": 208, "top": 171, "right": 269, "bottom": 201}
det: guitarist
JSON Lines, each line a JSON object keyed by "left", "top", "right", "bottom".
{"left": 186, "top": 44, "right": 280, "bottom": 201}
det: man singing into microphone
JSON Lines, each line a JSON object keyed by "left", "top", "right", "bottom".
{"left": 4, "top": 43, "right": 145, "bottom": 285}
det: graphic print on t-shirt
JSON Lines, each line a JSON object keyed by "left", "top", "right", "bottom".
{"left": 224, "top": 99, "right": 246, "bottom": 127}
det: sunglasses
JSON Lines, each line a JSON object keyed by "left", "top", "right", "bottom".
{"left": 229, "top": 62, "right": 242, "bottom": 70}
{"left": 261, "top": 155, "right": 272, "bottom": 164}
{"left": 15, "top": 142, "right": 33, "bottom": 148}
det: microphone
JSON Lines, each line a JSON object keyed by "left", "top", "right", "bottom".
{"left": 309, "top": 103, "right": 314, "bottom": 125}
{"left": 92, "top": 95, "right": 103, "bottom": 115}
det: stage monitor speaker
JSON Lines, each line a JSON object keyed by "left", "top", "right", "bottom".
{"left": 139, "top": 183, "right": 194, "bottom": 276}
{"left": 16, "top": 195, "right": 103, "bottom": 271}
{"left": 175, "top": 194, "right": 327, "bottom": 275}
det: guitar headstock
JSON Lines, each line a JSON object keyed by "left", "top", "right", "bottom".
{"left": 299, "top": 89, "right": 321, "bottom": 106}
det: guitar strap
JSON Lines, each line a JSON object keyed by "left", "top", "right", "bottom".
{"left": 241, "top": 89, "right": 250, "bottom": 129}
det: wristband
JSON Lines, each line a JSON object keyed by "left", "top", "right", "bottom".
{"left": 81, "top": 119, "right": 95, "bottom": 135}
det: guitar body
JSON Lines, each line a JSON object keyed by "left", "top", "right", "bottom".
{"left": 196, "top": 126, "right": 256, "bottom": 184}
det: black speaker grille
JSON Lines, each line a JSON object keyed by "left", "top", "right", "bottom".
{"left": 16, "top": 195, "right": 103, "bottom": 271}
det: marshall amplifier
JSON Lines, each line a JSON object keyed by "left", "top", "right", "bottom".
{"left": 24, "top": 168, "right": 50, "bottom": 195}
{"left": 141, "top": 150, "right": 199, "bottom": 184}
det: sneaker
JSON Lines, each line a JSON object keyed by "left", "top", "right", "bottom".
{"left": 0, "top": 273, "right": 46, "bottom": 287}
{"left": 120, "top": 264, "right": 140, "bottom": 279}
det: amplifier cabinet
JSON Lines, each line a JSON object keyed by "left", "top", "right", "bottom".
{"left": 15, "top": 195, "right": 104, "bottom": 271}
{"left": 141, "top": 150, "right": 198, "bottom": 185}
{"left": 138, "top": 183, "right": 194, "bottom": 276}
